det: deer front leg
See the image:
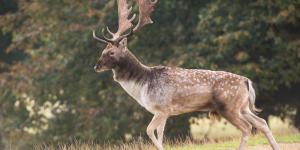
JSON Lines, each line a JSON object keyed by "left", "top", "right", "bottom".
{"left": 147, "top": 114, "right": 167, "bottom": 150}
{"left": 157, "top": 115, "right": 168, "bottom": 146}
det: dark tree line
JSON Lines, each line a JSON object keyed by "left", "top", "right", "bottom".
{"left": 0, "top": 0, "right": 299, "bottom": 149}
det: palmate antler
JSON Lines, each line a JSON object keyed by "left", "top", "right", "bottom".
{"left": 93, "top": 0, "right": 159, "bottom": 44}
{"left": 134, "top": 0, "right": 158, "bottom": 32}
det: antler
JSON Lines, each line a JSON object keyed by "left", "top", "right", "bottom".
{"left": 133, "top": 0, "right": 158, "bottom": 32}
{"left": 109, "top": 0, "right": 136, "bottom": 41}
{"left": 93, "top": 0, "right": 159, "bottom": 44}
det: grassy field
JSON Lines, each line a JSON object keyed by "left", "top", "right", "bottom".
{"left": 36, "top": 134, "right": 300, "bottom": 150}
{"left": 36, "top": 116, "right": 300, "bottom": 150}
{"left": 167, "top": 134, "right": 300, "bottom": 150}
{"left": 190, "top": 115, "right": 299, "bottom": 141}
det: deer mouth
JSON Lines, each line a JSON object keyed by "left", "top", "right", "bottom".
{"left": 94, "top": 65, "right": 110, "bottom": 73}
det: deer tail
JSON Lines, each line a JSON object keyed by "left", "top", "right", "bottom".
{"left": 247, "top": 79, "right": 262, "bottom": 113}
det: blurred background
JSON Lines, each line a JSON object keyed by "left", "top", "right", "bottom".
{"left": 0, "top": 0, "right": 300, "bottom": 149}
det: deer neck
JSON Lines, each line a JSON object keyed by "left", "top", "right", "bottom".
{"left": 112, "top": 51, "right": 150, "bottom": 83}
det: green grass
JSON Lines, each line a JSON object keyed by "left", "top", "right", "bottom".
{"left": 36, "top": 116, "right": 300, "bottom": 150}
{"left": 190, "top": 116, "right": 299, "bottom": 141}
{"left": 36, "top": 133, "right": 300, "bottom": 150}
{"left": 167, "top": 134, "right": 300, "bottom": 150}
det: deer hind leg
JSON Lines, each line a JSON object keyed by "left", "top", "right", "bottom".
{"left": 218, "top": 108, "right": 252, "bottom": 150}
{"left": 147, "top": 114, "right": 168, "bottom": 150}
{"left": 226, "top": 114, "right": 252, "bottom": 150}
{"left": 243, "top": 111, "right": 280, "bottom": 150}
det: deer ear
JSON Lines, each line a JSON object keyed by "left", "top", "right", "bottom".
{"left": 118, "top": 38, "right": 127, "bottom": 49}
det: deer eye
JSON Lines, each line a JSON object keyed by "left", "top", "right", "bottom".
{"left": 109, "top": 52, "right": 114, "bottom": 56}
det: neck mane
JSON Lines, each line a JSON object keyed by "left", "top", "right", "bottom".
{"left": 112, "top": 50, "right": 150, "bottom": 83}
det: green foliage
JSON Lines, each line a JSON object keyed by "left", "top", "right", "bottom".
{"left": 0, "top": 0, "right": 299, "bottom": 149}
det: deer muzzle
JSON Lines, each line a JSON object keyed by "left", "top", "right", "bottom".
{"left": 94, "top": 63, "right": 111, "bottom": 73}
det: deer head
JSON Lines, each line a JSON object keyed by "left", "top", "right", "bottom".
{"left": 93, "top": 0, "right": 159, "bottom": 72}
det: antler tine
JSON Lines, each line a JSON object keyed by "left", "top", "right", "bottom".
{"left": 106, "top": 26, "right": 114, "bottom": 37}
{"left": 92, "top": 30, "right": 109, "bottom": 44}
{"left": 133, "top": 0, "right": 159, "bottom": 32}
{"left": 129, "top": 13, "right": 137, "bottom": 22}
{"left": 117, "top": 28, "right": 133, "bottom": 41}
{"left": 102, "top": 28, "right": 115, "bottom": 43}
{"left": 151, "top": 0, "right": 159, "bottom": 4}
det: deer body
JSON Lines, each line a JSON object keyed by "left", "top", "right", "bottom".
{"left": 92, "top": 0, "right": 279, "bottom": 150}
{"left": 114, "top": 62, "right": 249, "bottom": 116}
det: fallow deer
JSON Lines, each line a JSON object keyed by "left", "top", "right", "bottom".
{"left": 92, "top": 0, "right": 280, "bottom": 150}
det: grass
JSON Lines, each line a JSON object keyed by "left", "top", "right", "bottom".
{"left": 36, "top": 133, "right": 300, "bottom": 150}
{"left": 36, "top": 116, "right": 300, "bottom": 150}
{"left": 190, "top": 116, "right": 299, "bottom": 141}
{"left": 167, "top": 134, "right": 300, "bottom": 150}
